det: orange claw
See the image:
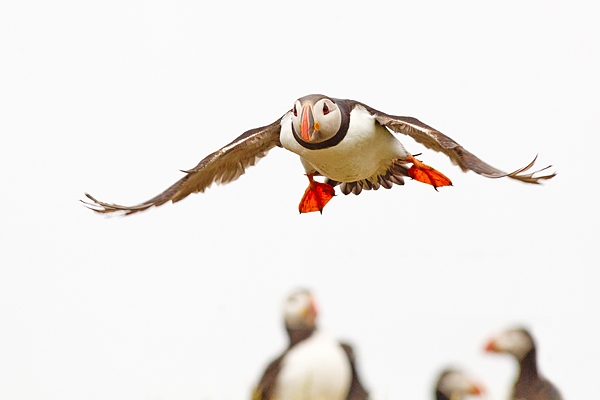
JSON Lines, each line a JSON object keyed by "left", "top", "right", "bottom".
{"left": 298, "top": 174, "right": 335, "bottom": 214}
{"left": 407, "top": 154, "right": 452, "bottom": 190}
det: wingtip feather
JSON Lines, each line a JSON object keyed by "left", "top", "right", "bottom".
{"left": 506, "top": 155, "right": 557, "bottom": 184}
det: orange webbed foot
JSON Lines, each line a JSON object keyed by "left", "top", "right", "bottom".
{"left": 407, "top": 154, "right": 452, "bottom": 190}
{"left": 298, "top": 174, "right": 335, "bottom": 214}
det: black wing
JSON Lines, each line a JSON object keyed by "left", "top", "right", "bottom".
{"left": 83, "top": 115, "right": 286, "bottom": 215}
{"left": 340, "top": 342, "right": 370, "bottom": 400}
{"left": 358, "top": 102, "right": 556, "bottom": 183}
{"left": 252, "top": 354, "right": 285, "bottom": 400}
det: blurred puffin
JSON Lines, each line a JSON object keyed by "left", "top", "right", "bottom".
{"left": 83, "top": 94, "right": 555, "bottom": 215}
{"left": 434, "top": 368, "right": 484, "bottom": 400}
{"left": 252, "top": 289, "right": 368, "bottom": 400}
{"left": 485, "top": 327, "right": 563, "bottom": 400}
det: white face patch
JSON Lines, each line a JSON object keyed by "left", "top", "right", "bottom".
{"left": 283, "top": 290, "right": 316, "bottom": 328}
{"left": 437, "top": 370, "right": 479, "bottom": 397}
{"left": 291, "top": 100, "right": 302, "bottom": 134}
{"left": 312, "top": 99, "right": 342, "bottom": 141}
{"left": 493, "top": 328, "right": 534, "bottom": 360}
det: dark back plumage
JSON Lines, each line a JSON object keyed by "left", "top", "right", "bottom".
{"left": 513, "top": 345, "right": 563, "bottom": 400}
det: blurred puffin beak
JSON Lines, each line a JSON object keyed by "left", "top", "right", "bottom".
{"left": 484, "top": 338, "right": 499, "bottom": 352}
{"left": 469, "top": 382, "right": 485, "bottom": 395}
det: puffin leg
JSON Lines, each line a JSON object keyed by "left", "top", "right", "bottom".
{"left": 406, "top": 154, "right": 453, "bottom": 191}
{"left": 298, "top": 174, "right": 336, "bottom": 214}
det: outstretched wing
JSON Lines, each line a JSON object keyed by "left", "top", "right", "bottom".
{"left": 358, "top": 102, "right": 556, "bottom": 183}
{"left": 83, "top": 115, "right": 286, "bottom": 215}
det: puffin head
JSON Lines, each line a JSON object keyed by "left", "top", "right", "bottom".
{"left": 283, "top": 288, "right": 318, "bottom": 331}
{"left": 484, "top": 327, "right": 535, "bottom": 361}
{"left": 435, "top": 369, "right": 484, "bottom": 399}
{"left": 291, "top": 94, "right": 342, "bottom": 144}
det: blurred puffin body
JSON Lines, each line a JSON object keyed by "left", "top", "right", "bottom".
{"left": 253, "top": 290, "right": 368, "bottom": 400}
{"left": 485, "top": 327, "right": 563, "bottom": 400}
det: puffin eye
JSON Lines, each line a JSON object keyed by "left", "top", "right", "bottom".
{"left": 322, "top": 103, "right": 330, "bottom": 115}
{"left": 293, "top": 105, "right": 297, "bottom": 117}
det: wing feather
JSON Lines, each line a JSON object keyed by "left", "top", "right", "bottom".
{"left": 83, "top": 115, "right": 285, "bottom": 215}
{"left": 359, "top": 102, "right": 556, "bottom": 183}
{"left": 340, "top": 342, "right": 370, "bottom": 400}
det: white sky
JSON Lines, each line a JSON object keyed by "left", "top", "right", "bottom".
{"left": 1, "top": 1, "right": 599, "bottom": 399}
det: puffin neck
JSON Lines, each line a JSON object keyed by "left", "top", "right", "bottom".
{"left": 435, "top": 389, "right": 451, "bottom": 400}
{"left": 517, "top": 347, "right": 539, "bottom": 383}
{"left": 286, "top": 325, "right": 316, "bottom": 348}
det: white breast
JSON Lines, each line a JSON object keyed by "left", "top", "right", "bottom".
{"left": 280, "top": 105, "right": 409, "bottom": 182}
{"left": 275, "top": 331, "right": 352, "bottom": 400}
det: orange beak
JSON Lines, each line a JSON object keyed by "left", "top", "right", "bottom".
{"left": 484, "top": 338, "right": 498, "bottom": 353}
{"left": 469, "top": 382, "right": 485, "bottom": 396}
{"left": 299, "top": 295, "right": 318, "bottom": 323}
{"left": 301, "top": 104, "right": 315, "bottom": 142}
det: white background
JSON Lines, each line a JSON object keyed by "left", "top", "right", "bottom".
{"left": 1, "top": 1, "right": 598, "bottom": 399}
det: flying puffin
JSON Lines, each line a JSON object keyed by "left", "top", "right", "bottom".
{"left": 485, "top": 327, "right": 563, "bottom": 400}
{"left": 83, "top": 94, "right": 555, "bottom": 215}
{"left": 434, "top": 368, "right": 485, "bottom": 400}
{"left": 252, "top": 289, "right": 369, "bottom": 400}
